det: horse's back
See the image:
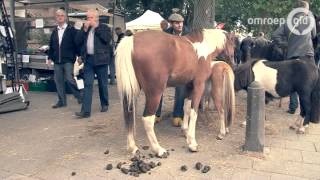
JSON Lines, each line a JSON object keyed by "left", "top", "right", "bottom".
{"left": 262, "top": 60, "right": 318, "bottom": 94}
{"left": 264, "top": 59, "right": 317, "bottom": 78}
{"left": 132, "top": 30, "right": 199, "bottom": 86}
{"left": 211, "top": 61, "right": 233, "bottom": 76}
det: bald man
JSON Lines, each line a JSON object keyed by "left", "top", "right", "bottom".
{"left": 48, "top": 9, "right": 82, "bottom": 109}
{"left": 75, "top": 10, "right": 112, "bottom": 118}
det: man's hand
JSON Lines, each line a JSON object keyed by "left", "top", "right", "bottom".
{"left": 91, "top": 21, "right": 98, "bottom": 29}
{"left": 83, "top": 21, "right": 91, "bottom": 32}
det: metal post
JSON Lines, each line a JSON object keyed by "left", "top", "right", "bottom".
{"left": 243, "top": 81, "right": 265, "bottom": 152}
{"left": 9, "top": 0, "right": 19, "bottom": 91}
{"left": 9, "top": 0, "right": 15, "bottom": 33}
{"left": 64, "top": 0, "right": 69, "bottom": 22}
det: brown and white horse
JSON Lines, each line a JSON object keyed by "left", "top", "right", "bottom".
{"left": 183, "top": 61, "right": 235, "bottom": 140}
{"left": 116, "top": 29, "right": 235, "bottom": 157}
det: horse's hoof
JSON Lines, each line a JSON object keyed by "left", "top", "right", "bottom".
{"left": 188, "top": 144, "right": 198, "bottom": 152}
{"left": 240, "top": 121, "right": 246, "bottom": 128}
{"left": 156, "top": 151, "right": 169, "bottom": 158}
{"left": 296, "top": 125, "right": 308, "bottom": 134}
{"left": 172, "top": 117, "right": 183, "bottom": 127}
{"left": 155, "top": 147, "right": 167, "bottom": 157}
{"left": 216, "top": 134, "right": 224, "bottom": 140}
{"left": 155, "top": 116, "right": 161, "bottom": 123}
{"left": 226, "top": 128, "right": 229, "bottom": 134}
{"left": 289, "top": 124, "right": 298, "bottom": 130}
{"left": 296, "top": 128, "right": 305, "bottom": 134}
{"left": 128, "top": 146, "right": 139, "bottom": 155}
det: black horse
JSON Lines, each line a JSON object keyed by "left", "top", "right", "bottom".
{"left": 240, "top": 36, "right": 285, "bottom": 63}
{"left": 234, "top": 59, "right": 320, "bottom": 133}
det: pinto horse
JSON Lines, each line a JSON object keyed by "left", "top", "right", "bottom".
{"left": 234, "top": 59, "right": 320, "bottom": 133}
{"left": 115, "top": 29, "right": 235, "bottom": 156}
{"left": 188, "top": 61, "right": 235, "bottom": 140}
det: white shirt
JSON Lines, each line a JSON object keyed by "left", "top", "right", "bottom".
{"left": 57, "top": 23, "right": 67, "bottom": 46}
{"left": 87, "top": 28, "right": 95, "bottom": 55}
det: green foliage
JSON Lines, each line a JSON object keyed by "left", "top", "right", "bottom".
{"left": 117, "top": 0, "right": 193, "bottom": 25}
{"left": 119, "top": 0, "right": 320, "bottom": 36}
{"left": 216, "top": 0, "right": 320, "bottom": 36}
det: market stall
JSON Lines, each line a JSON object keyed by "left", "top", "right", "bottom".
{"left": 126, "top": 10, "right": 164, "bottom": 31}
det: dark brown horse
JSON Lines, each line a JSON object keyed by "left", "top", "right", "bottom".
{"left": 115, "top": 29, "right": 235, "bottom": 157}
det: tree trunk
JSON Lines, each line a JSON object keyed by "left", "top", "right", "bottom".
{"left": 192, "top": 0, "right": 215, "bottom": 30}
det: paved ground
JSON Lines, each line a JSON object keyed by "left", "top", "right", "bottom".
{"left": 0, "top": 85, "right": 320, "bottom": 180}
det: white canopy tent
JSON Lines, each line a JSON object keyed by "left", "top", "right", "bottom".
{"left": 126, "top": 10, "right": 164, "bottom": 30}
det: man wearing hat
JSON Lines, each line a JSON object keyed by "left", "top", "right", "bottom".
{"left": 165, "top": 11, "right": 189, "bottom": 36}
{"left": 156, "top": 10, "right": 189, "bottom": 127}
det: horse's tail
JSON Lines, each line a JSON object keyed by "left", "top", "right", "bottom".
{"left": 310, "top": 69, "right": 320, "bottom": 123}
{"left": 222, "top": 65, "right": 236, "bottom": 127}
{"left": 115, "top": 36, "right": 140, "bottom": 142}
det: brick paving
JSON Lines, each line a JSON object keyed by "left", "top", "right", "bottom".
{"left": 0, "top": 86, "right": 319, "bottom": 180}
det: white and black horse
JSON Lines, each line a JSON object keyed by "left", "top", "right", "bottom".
{"left": 240, "top": 37, "right": 285, "bottom": 63}
{"left": 234, "top": 59, "right": 320, "bottom": 133}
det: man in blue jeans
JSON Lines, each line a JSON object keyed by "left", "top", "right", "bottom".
{"left": 156, "top": 11, "right": 189, "bottom": 126}
{"left": 75, "top": 10, "right": 112, "bottom": 118}
{"left": 48, "top": 9, "right": 82, "bottom": 108}
{"left": 272, "top": 0, "right": 316, "bottom": 115}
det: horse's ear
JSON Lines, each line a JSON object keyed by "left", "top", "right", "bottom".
{"left": 227, "top": 32, "right": 236, "bottom": 45}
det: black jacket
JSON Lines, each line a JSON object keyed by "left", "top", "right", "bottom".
{"left": 76, "top": 23, "right": 112, "bottom": 66}
{"left": 48, "top": 24, "right": 79, "bottom": 64}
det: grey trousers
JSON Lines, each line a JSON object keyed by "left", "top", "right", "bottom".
{"left": 54, "top": 63, "right": 81, "bottom": 105}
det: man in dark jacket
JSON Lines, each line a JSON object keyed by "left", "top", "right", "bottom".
{"left": 48, "top": 9, "right": 82, "bottom": 108}
{"left": 107, "top": 27, "right": 124, "bottom": 85}
{"left": 75, "top": 9, "right": 112, "bottom": 118}
{"left": 272, "top": 0, "right": 316, "bottom": 115}
{"left": 156, "top": 11, "right": 189, "bottom": 126}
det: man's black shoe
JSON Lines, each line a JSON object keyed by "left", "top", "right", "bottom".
{"left": 101, "top": 105, "right": 108, "bottom": 112}
{"left": 287, "top": 109, "right": 296, "bottom": 114}
{"left": 75, "top": 112, "right": 90, "bottom": 118}
{"left": 52, "top": 103, "right": 66, "bottom": 109}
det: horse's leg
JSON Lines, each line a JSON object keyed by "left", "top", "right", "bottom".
{"left": 142, "top": 94, "right": 167, "bottom": 157}
{"left": 186, "top": 80, "right": 205, "bottom": 152}
{"left": 214, "top": 98, "right": 226, "bottom": 138}
{"left": 123, "top": 96, "right": 139, "bottom": 155}
{"left": 296, "top": 94, "right": 311, "bottom": 134}
{"left": 182, "top": 98, "right": 192, "bottom": 137}
{"left": 200, "top": 96, "right": 206, "bottom": 112}
{"left": 289, "top": 115, "right": 302, "bottom": 130}
{"left": 278, "top": 98, "right": 282, "bottom": 108}
{"left": 211, "top": 78, "right": 226, "bottom": 140}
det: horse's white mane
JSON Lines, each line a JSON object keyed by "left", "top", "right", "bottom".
{"left": 191, "top": 29, "right": 227, "bottom": 60}
{"left": 202, "top": 29, "right": 227, "bottom": 50}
